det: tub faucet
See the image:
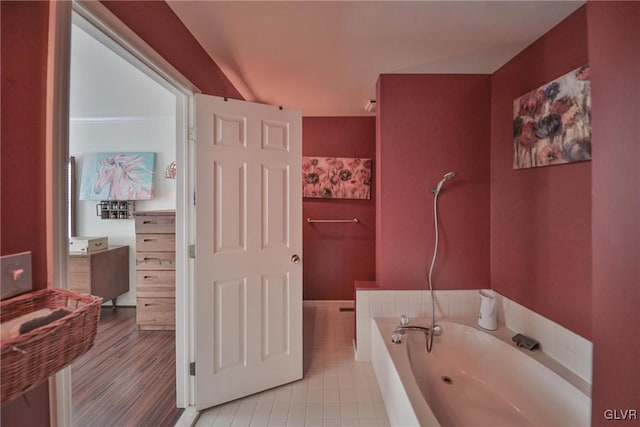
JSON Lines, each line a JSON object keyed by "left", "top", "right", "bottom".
{"left": 391, "top": 315, "right": 443, "bottom": 344}
{"left": 395, "top": 315, "right": 441, "bottom": 335}
{"left": 393, "top": 325, "right": 432, "bottom": 335}
{"left": 391, "top": 325, "right": 431, "bottom": 344}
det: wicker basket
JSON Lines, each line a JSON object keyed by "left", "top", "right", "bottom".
{"left": 1, "top": 288, "right": 103, "bottom": 403}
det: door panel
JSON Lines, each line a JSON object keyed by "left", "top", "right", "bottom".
{"left": 213, "top": 161, "right": 247, "bottom": 253}
{"left": 195, "top": 95, "right": 302, "bottom": 410}
{"left": 261, "top": 273, "right": 290, "bottom": 360}
{"left": 261, "top": 164, "right": 290, "bottom": 250}
{"left": 214, "top": 278, "right": 247, "bottom": 373}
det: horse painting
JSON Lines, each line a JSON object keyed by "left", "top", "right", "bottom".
{"left": 80, "top": 152, "right": 155, "bottom": 200}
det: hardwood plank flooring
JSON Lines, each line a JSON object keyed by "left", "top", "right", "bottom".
{"left": 71, "top": 307, "right": 181, "bottom": 427}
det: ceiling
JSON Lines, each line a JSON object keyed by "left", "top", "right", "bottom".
{"left": 167, "top": 1, "right": 584, "bottom": 116}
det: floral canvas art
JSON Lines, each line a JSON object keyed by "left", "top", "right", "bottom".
{"left": 303, "top": 157, "right": 372, "bottom": 199}
{"left": 513, "top": 64, "right": 591, "bottom": 169}
{"left": 79, "top": 152, "right": 156, "bottom": 200}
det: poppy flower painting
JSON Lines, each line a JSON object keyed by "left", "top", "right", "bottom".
{"left": 302, "top": 156, "right": 372, "bottom": 199}
{"left": 513, "top": 64, "right": 591, "bottom": 169}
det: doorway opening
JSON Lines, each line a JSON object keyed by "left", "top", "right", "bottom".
{"left": 50, "top": 2, "right": 195, "bottom": 424}
{"left": 68, "top": 14, "right": 180, "bottom": 425}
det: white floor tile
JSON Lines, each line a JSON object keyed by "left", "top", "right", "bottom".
{"left": 323, "top": 402, "right": 341, "bottom": 419}
{"left": 339, "top": 403, "right": 359, "bottom": 419}
{"left": 248, "top": 416, "right": 270, "bottom": 427}
{"left": 230, "top": 416, "right": 252, "bottom": 427}
{"left": 212, "top": 416, "right": 234, "bottom": 427}
{"left": 307, "top": 389, "right": 324, "bottom": 403}
{"left": 267, "top": 416, "right": 288, "bottom": 427}
{"left": 304, "top": 418, "right": 323, "bottom": 427}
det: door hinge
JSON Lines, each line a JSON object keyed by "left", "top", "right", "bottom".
{"left": 190, "top": 362, "right": 196, "bottom": 376}
{"left": 189, "top": 244, "right": 195, "bottom": 259}
{"left": 188, "top": 127, "right": 195, "bottom": 144}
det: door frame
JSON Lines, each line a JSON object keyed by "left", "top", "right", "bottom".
{"left": 47, "top": 1, "right": 199, "bottom": 424}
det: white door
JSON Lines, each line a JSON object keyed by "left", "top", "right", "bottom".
{"left": 194, "top": 94, "right": 303, "bottom": 410}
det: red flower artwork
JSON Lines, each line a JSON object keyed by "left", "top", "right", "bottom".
{"left": 302, "top": 156, "right": 372, "bottom": 199}
{"left": 513, "top": 64, "right": 591, "bottom": 169}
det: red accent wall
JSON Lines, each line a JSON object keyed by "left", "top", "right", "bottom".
{"left": 1, "top": 0, "right": 49, "bottom": 290}
{"left": 490, "top": 6, "right": 591, "bottom": 339}
{"left": 0, "top": 2, "right": 52, "bottom": 425}
{"left": 101, "top": 0, "right": 243, "bottom": 99}
{"left": 588, "top": 2, "right": 640, "bottom": 423}
{"left": 303, "top": 117, "right": 376, "bottom": 300}
{"left": 376, "top": 74, "right": 491, "bottom": 290}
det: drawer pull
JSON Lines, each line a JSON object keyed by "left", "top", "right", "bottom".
{"left": 137, "top": 258, "right": 174, "bottom": 265}
{"left": 142, "top": 219, "right": 174, "bottom": 225}
{"left": 143, "top": 275, "right": 158, "bottom": 279}
{"left": 143, "top": 239, "right": 158, "bottom": 242}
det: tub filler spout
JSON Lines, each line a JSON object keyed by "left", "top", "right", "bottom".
{"left": 391, "top": 324, "right": 443, "bottom": 344}
{"left": 394, "top": 325, "right": 431, "bottom": 335}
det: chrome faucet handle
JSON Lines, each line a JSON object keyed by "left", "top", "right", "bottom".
{"left": 400, "top": 314, "right": 410, "bottom": 326}
{"left": 432, "top": 324, "right": 443, "bottom": 336}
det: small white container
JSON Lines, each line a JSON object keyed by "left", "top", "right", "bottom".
{"left": 69, "top": 236, "right": 108, "bottom": 254}
{"left": 477, "top": 289, "right": 498, "bottom": 330}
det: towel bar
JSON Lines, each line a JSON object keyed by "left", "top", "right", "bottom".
{"left": 306, "top": 218, "right": 359, "bottom": 223}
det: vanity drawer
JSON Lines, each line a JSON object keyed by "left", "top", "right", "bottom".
{"left": 137, "top": 297, "right": 175, "bottom": 329}
{"left": 135, "top": 215, "right": 175, "bottom": 234}
{"left": 136, "top": 234, "right": 175, "bottom": 252}
{"left": 135, "top": 252, "right": 175, "bottom": 270}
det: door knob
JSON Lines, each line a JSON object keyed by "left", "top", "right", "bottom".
{"left": 290, "top": 254, "right": 301, "bottom": 264}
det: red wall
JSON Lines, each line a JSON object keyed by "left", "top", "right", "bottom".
{"left": 303, "top": 117, "right": 376, "bottom": 300}
{"left": 376, "top": 74, "right": 491, "bottom": 290}
{"left": 588, "top": 2, "right": 640, "bottom": 423}
{"left": 101, "top": 0, "right": 243, "bottom": 99}
{"left": 0, "top": 2, "right": 52, "bottom": 426}
{"left": 1, "top": 1, "right": 49, "bottom": 290}
{"left": 490, "top": 6, "right": 591, "bottom": 339}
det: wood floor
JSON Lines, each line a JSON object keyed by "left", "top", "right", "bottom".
{"left": 71, "top": 307, "right": 182, "bottom": 427}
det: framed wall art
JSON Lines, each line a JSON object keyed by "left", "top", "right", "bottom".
{"left": 79, "top": 152, "right": 156, "bottom": 200}
{"left": 513, "top": 64, "right": 591, "bottom": 169}
{"left": 303, "top": 156, "right": 372, "bottom": 199}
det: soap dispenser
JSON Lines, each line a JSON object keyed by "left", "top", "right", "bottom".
{"left": 477, "top": 289, "right": 498, "bottom": 330}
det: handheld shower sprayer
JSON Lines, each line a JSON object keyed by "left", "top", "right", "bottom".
{"left": 425, "top": 170, "right": 457, "bottom": 353}
{"left": 431, "top": 171, "right": 457, "bottom": 195}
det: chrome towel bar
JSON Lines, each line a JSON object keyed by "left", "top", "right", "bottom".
{"left": 306, "top": 218, "right": 359, "bottom": 224}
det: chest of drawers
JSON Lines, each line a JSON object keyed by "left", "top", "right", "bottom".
{"left": 134, "top": 210, "right": 176, "bottom": 330}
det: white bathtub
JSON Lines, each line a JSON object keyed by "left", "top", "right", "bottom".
{"left": 370, "top": 318, "right": 591, "bottom": 427}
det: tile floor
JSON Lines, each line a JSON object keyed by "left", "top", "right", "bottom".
{"left": 194, "top": 303, "right": 390, "bottom": 427}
